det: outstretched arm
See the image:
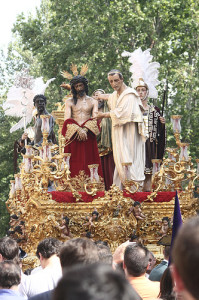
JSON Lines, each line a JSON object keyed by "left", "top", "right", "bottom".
{"left": 96, "top": 111, "right": 110, "bottom": 119}
{"left": 92, "top": 99, "right": 99, "bottom": 118}
{"left": 93, "top": 93, "right": 110, "bottom": 101}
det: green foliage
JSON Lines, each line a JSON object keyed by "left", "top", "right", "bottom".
{"left": 0, "top": 103, "right": 24, "bottom": 237}
{"left": 12, "top": 0, "right": 199, "bottom": 153}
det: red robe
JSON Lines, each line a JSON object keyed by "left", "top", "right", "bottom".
{"left": 62, "top": 118, "right": 103, "bottom": 178}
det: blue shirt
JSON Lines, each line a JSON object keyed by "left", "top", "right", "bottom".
{"left": 0, "top": 289, "right": 24, "bottom": 299}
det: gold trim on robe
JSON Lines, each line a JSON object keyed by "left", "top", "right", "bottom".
{"left": 84, "top": 119, "right": 100, "bottom": 136}
{"left": 65, "top": 124, "right": 79, "bottom": 140}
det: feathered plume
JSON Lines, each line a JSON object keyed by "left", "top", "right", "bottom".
{"left": 122, "top": 48, "right": 160, "bottom": 98}
{"left": 3, "top": 69, "right": 55, "bottom": 133}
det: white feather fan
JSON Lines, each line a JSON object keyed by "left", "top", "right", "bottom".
{"left": 122, "top": 48, "right": 160, "bottom": 99}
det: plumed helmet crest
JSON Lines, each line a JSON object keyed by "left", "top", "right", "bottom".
{"left": 122, "top": 48, "right": 160, "bottom": 99}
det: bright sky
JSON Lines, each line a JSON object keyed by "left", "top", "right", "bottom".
{"left": 0, "top": 0, "right": 41, "bottom": 49}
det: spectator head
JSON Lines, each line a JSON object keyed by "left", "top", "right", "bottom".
{"left": 159, "top": 267, "right": 175, "bottom": 300}
{"left": 53, "top": 264, "right": 142, "bottom": 300}
{"left": 36, "top": 238, "right": 62, "bottom": 261}
{"left": 96, "top": 244, "right": 113, "bottom": 265}
{"left": 124, "top": 244, "right": 150, "bottom": 277}
{"left": 60, "top": 238, "right": 99, "bottom": 268}
{"left": 172, "top": 217, "right": 199, "bottom": 300}
{"left": 0, "top": 261, "right": 21, "bottom": 289}
{"left": 146, "top": 251, "right": 156, "bottom": 274}
{"left": 163, "top": 245, "right": 171, "bottom": 260}
{"left": 0, "top": 237, "right": 19, "bottom": 265}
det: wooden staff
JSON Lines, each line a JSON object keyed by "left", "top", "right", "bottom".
{"left": 162, "top": 79, "right": 168, "bottom": 116}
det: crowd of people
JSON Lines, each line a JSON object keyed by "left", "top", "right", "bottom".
{"left": 0, "top": 216, "right": 199, "bottom": 300}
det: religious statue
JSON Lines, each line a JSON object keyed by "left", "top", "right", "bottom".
{"left": 129, "top": 201, "right": 146, "bottom": 220}
{"left": 56, "top": 215, "right": 73, "bottom": 239}
{"left": 156, "top": 217, "right": 172, "bottom": 238}
{"left": 62, "top": 75, "right": 103, "bottom": 178}
{"left": 97, "top": 69, "right": 146, "bottom": 189}
{"left": 83, "top": 210, "right": 99, "bottom": 233}
{"left": 18, "top": 94, "right": 57, "bottom": 153}
{"left": 122, "top": 48, "right": 166, "bottom": 191}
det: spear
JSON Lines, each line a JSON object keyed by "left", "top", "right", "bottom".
{"left": 162, "top": 79, "right": 168, "bottom": 116}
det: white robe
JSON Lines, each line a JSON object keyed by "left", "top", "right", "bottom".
{"left": 108, "top": 87, "right": 145, "bottom": 189}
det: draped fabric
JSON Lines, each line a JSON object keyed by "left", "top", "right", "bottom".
{"left": 62, "top": 118, "right": 103, "bottom": 178}
{"left": 108, "top": 88, "right": 146, "bottom": 188}
{"left": 97, "top": 102, "right": 115, "bottom": 190}
{"left": 145, "top": 105, "right": 166, "bottom": 174}
{"left": 98, "top": 101, "right": 112, "bottom": 150}
{"left": 50, "top": 191, "right": 176, "bottom": 203}
{"left": 100, "top": 152, "right": 115, "bottom": 190}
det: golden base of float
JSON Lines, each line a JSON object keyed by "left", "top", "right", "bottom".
{"left": 6, "top": 107, "right": 199, "bottom": 270}
{"left": 6, "top": 172, "right": 198, "bottom": 263}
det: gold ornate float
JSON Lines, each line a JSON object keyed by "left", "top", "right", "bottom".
{"left": 6, "top": 97, "right": 199, "bottom": 263}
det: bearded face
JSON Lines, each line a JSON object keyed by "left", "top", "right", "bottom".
{"left": 74, "top": 82, "right": 85, "bottom": 97}
{"left": 98, "top": 100, "right": 104, "bottom": 109}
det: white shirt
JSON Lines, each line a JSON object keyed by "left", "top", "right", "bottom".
{"left": 19, "top": 256, "right": 62, "bottom": 299}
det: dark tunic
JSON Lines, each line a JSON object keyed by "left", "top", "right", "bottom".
{"left": 144, "top": 105, "right": 166, "bottom": 174}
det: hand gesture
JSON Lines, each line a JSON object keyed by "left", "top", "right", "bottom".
{"left": 159, "top": 116, "right": 165, "bottom": 124}
{"left": 96, "top": 112, "right": 105, "bottom": 119}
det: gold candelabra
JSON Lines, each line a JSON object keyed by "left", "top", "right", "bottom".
{"left": 6, "top": 104, "right": 199, "bottom": 261}
{"left": 151, "top": 115, "right": 199, "bottom": 198}
{"left": 84, "top": 164, "right": 101, "bottom": 196}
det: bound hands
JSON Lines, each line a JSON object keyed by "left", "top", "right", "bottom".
{"left": 77, "top": 127, "right": 88, "bottom": 141}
